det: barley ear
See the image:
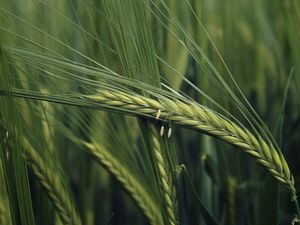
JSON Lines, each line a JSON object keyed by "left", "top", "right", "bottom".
{"left": 22, "top": 138, "right": 82, "bottom": 225}
{"left": 150, "top": 124, "right": 177, "bottom": 225}
{"left": 83, "top": 141, "right": 163, "bottom": 225}
{"left": 86, "top": 90, "right": 296, "bottom": 195}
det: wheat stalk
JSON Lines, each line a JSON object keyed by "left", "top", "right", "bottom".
{"left": 0, "top": 201, "right": 11, "bottom": 225}
{"left": 22, "top": 138, "right": 82, "bottom": 225}
{"left": 0, "top": 164, "right": 12, "bottom": 225}
{"left": 150, "top": 125, "right": 177, "bottom": 225}
{"left": 82, "top": 141, "right": 163, "bottom": 225}
{"left": 85, "top": 90, "right": 296, "bottom": 197}
{"left": 227, "top": 177, "right": 237, "bottom": 225}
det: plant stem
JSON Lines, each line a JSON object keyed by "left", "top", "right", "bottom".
{"left": 294, "top": 198, "right": 300, "bottom": 219}
{"left": 290, "top": 183, "right": 300, "bottom": 222}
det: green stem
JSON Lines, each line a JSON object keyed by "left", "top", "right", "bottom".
{"left": 294, "top": 198, "right": 300, "bottom": 219}
{"left": 290, "top": 185, "right": 300, "bottom": 221}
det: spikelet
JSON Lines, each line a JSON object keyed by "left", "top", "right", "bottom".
{"left": 156, "top": 109, "right": 161, "bottom": 119}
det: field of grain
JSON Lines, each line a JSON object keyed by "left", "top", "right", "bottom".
{"left": 0, "top": 1, "right": 300, "bottom": 225}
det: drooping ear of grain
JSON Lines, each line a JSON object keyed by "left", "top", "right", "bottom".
{"left": 22, "top": 138, "right": 82, "bottom": 225}
{"left": 83, "top": 141, "right": 163, "bottom": 225}
{"left": 86, "top": 90, "right": 295, "bottom": 197}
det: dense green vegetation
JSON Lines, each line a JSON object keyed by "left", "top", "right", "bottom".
{"left": 0, "top": 0, "right": 300, "bottom": 225}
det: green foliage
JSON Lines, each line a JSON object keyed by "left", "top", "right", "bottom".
{"left": 0, "top": 0, "right": 300, "bottom": 225}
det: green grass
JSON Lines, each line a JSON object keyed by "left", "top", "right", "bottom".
{"left": 0, "top": 0, "right": 300, "bottom": 225}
